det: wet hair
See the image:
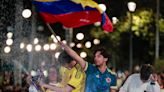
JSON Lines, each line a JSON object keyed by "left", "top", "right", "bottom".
{"left": 140, "top": 64, "right": 154, "bottom": 81}
{"left": 93, "top": 48, "right": 111, "bottom": 59}
{"left": 58, "top": 51, "right": 73, "bottom": 65}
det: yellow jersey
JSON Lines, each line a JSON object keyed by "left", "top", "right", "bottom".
{"left": 59, "top": 64, "right": 85, "bottom": 92}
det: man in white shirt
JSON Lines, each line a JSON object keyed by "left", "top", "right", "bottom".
{"left": 119, "top": 64, "right": 160, "bottom": 92}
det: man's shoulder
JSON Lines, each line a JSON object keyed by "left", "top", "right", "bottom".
{"left": 130, "top": 73, "right": 140, "bottom": 77}
{"left": 107, "top": 68, "right": 116, "bottom": 76}
{"left": 127, "top": 73, "right": 140, "bottom": 81}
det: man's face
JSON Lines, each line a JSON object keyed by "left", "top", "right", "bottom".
{"left": 94, "top": 51, "right": 107, "bottom": 66}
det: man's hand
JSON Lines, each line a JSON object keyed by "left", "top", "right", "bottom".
{"left": 150, "top": 74, "right": 158, "bottom": 82}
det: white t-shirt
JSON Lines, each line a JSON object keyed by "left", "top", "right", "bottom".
{"left": 119, "top": 74, "right": 160, "bottom": 92}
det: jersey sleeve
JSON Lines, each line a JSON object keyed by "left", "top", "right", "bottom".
{"left": 84, "top": 62, "right": 95, "bottom": 74}
{"left": 110, "top": 73, "right": 117, "bottom": 89}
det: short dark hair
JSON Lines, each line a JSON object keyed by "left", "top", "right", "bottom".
{"left": 140, "top": 64, "right": 154, "bottom": 81}
{"left": 58, "top": 51, "right": 73, "bottom": 65}
{"left": 93, "top": 48, "right": 111, "bottom": 59}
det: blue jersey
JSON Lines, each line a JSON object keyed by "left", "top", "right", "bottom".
{"left": 84, "top": 62, "right": 117, "bottom": 92}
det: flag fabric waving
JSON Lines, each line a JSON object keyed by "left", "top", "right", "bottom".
{"left": 33, "top": 0, "right": 113, "bottom": 32}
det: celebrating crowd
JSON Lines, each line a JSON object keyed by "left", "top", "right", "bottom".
{"left": 0, "top": 41, "right": 164, "bottom": 92}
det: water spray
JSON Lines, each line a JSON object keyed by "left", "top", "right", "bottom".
{"left": 12, "top": 60, "right": 44, "bottom": 92}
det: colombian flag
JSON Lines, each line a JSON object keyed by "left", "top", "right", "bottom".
{"left": 33, "top": 0, "right": 113, "bottom": 32}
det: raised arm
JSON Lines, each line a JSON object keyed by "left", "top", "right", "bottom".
{"left": 59, "top": 41, "right": 86, "bottom": 69}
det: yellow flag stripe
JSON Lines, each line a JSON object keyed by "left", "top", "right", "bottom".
{"left": 71, "top": 0, "right": 103, "bottom": 13}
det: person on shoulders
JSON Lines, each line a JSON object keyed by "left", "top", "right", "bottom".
{"left": 59, "top": 41, "right": 117, "bottom": 92}
{"left": 39, "top": 51, "right": 85, "bottom": 92}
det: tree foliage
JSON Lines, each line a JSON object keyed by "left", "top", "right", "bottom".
{"left": 89, "top": 9, "right": 164, "bottom": 70}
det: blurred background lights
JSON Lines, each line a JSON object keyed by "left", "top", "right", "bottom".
{"left": 55, "top": 52, "right": 60, "bottom": 59}
{"left": 26, "top": 44, "right": 32, "bottom": 52}
{"left": 34, "top": 38, "right": 39, "bottom": 44}
{"left": 22, "top": 9, "right": 32, "bottom": 18}
{"left": 93, "top": 39, "right": 100, "bottom": 45}
{"left": 7, "top": 32, "right": 13, "bottom": 38}
{"left": 98, "top": 4, "right": 106, "bottom": 12}
{"left": 94, "top": 22, "right": 101, "bottom": 26}
{"left": 35, "top": 44, "right": 41, "bottom": 51}
{"left": 37, "top": 25, "right": 44, "bottom": 31}
{"left": 56, "top": 36, "right": 61, "bottom": 41}
{"left": 62, "top": 40, "right": 67, "bottom": 44}
{"left": 50, "top": 43, "right": 57, "bottom": 50}
{"left": 20, "top": 42, "right": 25, "bottom": 49}
{"left": 127, "top": 2, "right": 136, "bottom": 12}
{"left": 43, "top": 70, "right": 48, "bottom": 77}
{"left": 6, "top": 39, "right": 13, "bottom": 45}
{"left": 53, "top": 36, "right": 61, "bottom": 43}
{"left": 4, "top": 46, "right": 11, "bottom": 53}
{"left": 43, "top": 44, "right": 50, "bottom": 51}
{"left": 30, "top": 70, "right": 36, "bottom": 76}
{"left": 76, "top": 43, "right": 82, "bottom": 48}
{"left": 76, "top": 33, "right": 84, "bottom": 40}
{"left": 51, "top": 34, "right": 55, "bottom": 39}
{"left": 85, "top": 41, "right": 91, "bottom": 48}
{"left": 70, "top": 42, "right": 75, "bottom": 47}
{"left": 112, "top": 17, "right": 119, "bottom": 24}
{"left": 80, "top": 52, "right": 87, "bottom": 58}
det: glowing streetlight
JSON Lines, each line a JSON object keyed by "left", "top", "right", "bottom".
{"left": 93, "top": 39, "right": 100, "bottom": 45}
{"left": 6, "top": 39, "right": 13, "bottom": 46}
{"left": 35, "top": 44, "right": 41, "bottom": 52}
{"left": 76, "top": 43, "right": 82, "bottom": 48}
{"left": 53, "top": 36, "right": 61, "bottom": 43}
{"left": 51, "top": 35, "right": 55, "bottom": 39}
{"left": 127, "top": 2, "right": 136, "bottom": 12}
{"left": 43, "top": 44, "right": 50, "bottom": 51}
{"left": 80, "top": 52, "right": 87, "bottom": 58}
{"left": 20, "top": 42, "right": 25, "bottom": 49}
{"left": 26, "top": 44, "right": 32, "bottom": 52}
{"left": 76, "top": 33, "right": 84, "bottom": 40}
{"left": 22, "top": 9, "right": 32, "bottom": 18}
{"left": 31, "top": 70, "right": 36, "bottom": 76}
{"left": 85, "top": 41, "right": 91, "bottom": 48}
{"left": 34, "top": 38, "right": 39, "bottom": 44}
{"left": 4, "top": 46, "right": 11, "bottom": 53}
{"left": 43, "top": 70, "right": 48, "bottom": 77}
{"left": 55, "top": 52, "right": 60, "bottom": 59}
{"left": 7, "top": 32, "right": 13, "bottom": 38}
{"left": 94, "top": 22, "right": 101, "bottom": 26}
{"left": 98, "top": 4, "right": 106, "bottom": 12}
{"left": 62, "top": 40, "right": 67, "bottom": 44}
{"left": 70, "top": 42, "right": 75, "bottom": 47}
{"left": 112, "top": 17, "right": 119, "bottom": 24}
{"left": 50, "top": 43, "right": 57, "bottom": 50}
{"left": 127, "top": 1, "right": 136, "bottom": 73}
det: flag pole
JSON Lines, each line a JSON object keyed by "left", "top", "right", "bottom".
{"left": 46, "top": 23, "right": 60, "bottom": 42}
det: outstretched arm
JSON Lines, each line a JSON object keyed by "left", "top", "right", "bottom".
{"left": 59, "top": 41, "right": 86, "bottom": 69}
{"left": 40, "top": 82, "right": 74, "bottom": 92}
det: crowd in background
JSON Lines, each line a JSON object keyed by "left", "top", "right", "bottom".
{"left": 0, "top": 65, "right": 164, "bottom": 92}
